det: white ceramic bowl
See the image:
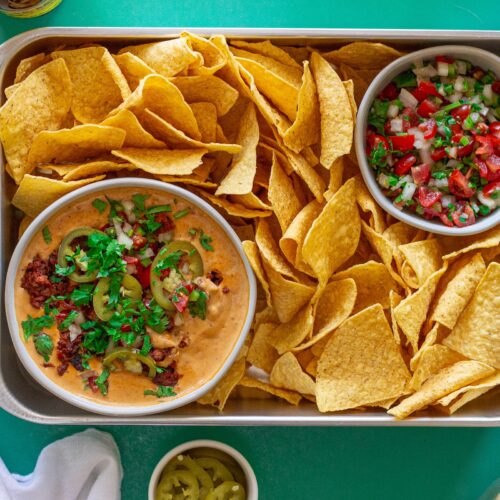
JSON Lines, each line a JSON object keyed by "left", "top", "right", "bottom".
{"left": 5, "top": 178, "right": 257, "bottom": 416}
{"left": 148, "top": 439, "right": 258, "bottom": 500}
{"left": 355, "top": 45, "right": 500, "bottom": 236}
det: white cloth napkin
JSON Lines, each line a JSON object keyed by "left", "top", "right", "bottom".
{"left": 0, "top": 429, "right": 122, "bottom": 500}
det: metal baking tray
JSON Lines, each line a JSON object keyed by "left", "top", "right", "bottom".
{"left": 1, "top": 28, "right": 499, "bottom": 426}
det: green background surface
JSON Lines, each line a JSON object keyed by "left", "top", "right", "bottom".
{"left": 1, "top": 1, "right": 500, "bottom": 499}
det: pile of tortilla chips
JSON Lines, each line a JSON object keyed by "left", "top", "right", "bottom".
{"left": 1, "top": 36, "right": 498, "bottom": 419}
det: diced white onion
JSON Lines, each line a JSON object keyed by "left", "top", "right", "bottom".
{"left": 396, "top": 175, "right": 413, "bottom": 189}
{"left": 456, "top": 60, "right": 467, "bottom": 75}
{"left": 470, "top": 94, "right": 481, "bottom": 105}
{"left": 386, "top": 155, "right": 394, "bottom": 167}
{"left": 483, "top": 84, "right": 493, "bottom": 101}
{"left": 387, "top": 104, "right": 400, "bottom": 118}
{"left": 75, "top": 312, "right": 86, "bottom": 326}
{"left": 419, "top": 146, "right": 432, "bottom": 165}
{"left": 454, "top": 76, "right": 465, "bottom": 92}
{"left": 390, "top": 118, "right": 403, "bottom": 132}
{"left": 448, "top": 146, "right": 458, "bottom": 159}
{"left": 399, "top": 88, "right": 418, "bottom": 108}
{"left": 158, "top": 231, "right": 173, "bottom": 243}
{"left": 122, "top": 221, "right": 132, "bottom": 234}
{"left": 181, "top": 262, "right": 190, "bottom": 274}
{"left": 377, "top": 174, "right": 391, "bottom": 189}
{"left": 401, "top": 182, "right": 416, "bottom": 201}
{"left": 429, "top": 177, "right": 449, "bottom": 188}
{"left": 448, "top": 92, "right": 463, "bottom": 103}
{"left": 437, "top": 62, "right": 449, "bottom": 76}
{"left": 174, "top": 313, "right": 184, "bottom": 326}
{"left": 441, "top": 195, "right": 456, "bottom": 208}
{"left": 470, "top": 112, "right": 480, "bottom": 123}
{"left": 117, "top": 232, "right": 133, "bottom": 250}
{"left": 80, "top": 370, "right": 97, "bottom": 381}
{"left": 414, "top": 65, "right": 438, "bottom": 78}
{"left": 447, "top": 159, "right": 459, "bottom": 167}
{"left": 121, "top": 200, "right": 136, "bottom": 224}
{"left": 69, "top": 323, "right": 82, "bottom": 342}
{"left": 478, "top": 191, "right": 500, "bottom": 209}
{"left": 437, "top": 85, "right": 447, "bottom": 97}
{"left": 141, "top": 247, "right": 155, "bottom": 259}
{"left": 126, "top": 264, "right": 137, "bottom": 275}
{"left": 479, "top": 105, "right": 490, "bottom": 117}
{"left": 487, "top": 110, "right": 497, "bottom": 123}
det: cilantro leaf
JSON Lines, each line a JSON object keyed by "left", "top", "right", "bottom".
{"left": 22, "top": 314, "right": 55, "bottom": 341}
{"left": 132, "top": 194, "right": 149, "bottom": 212}
{"left": 140, "top": 335, "right": 152, "bottom": 356}
{"left": 173, "top": 208, "right": 190, "bottom": 220}
{"left": 34, "top": 333, "right": 54, "bottom": 362}
{"left": 154, "top": 250, "right": 183, "bottom": 275}
{"left": 58, "top": 310, "right": 79, "bottom": 331}
{"left": 92, "top": 198, "right": 107, "bottom": 214}
{"left": 95, "top": 368, "right": 110, "bottom": 396}
{"left": 144, "top": 385, "right": 176, "bottom": 397}
{"left": 199, "top": 231, "right": 214, "bottom": 251}
{"left": 42, "top": 226, "right": 52, "bottom": 244}
{"left": 188, "top": 290, "right": 208, "bottom": 320}
{"left": 70, "top": 285, "right": 94, "bottom": 306}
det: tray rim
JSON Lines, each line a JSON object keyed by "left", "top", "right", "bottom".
{"left": 1, "top": 26, "right": 499, "bottom": 426}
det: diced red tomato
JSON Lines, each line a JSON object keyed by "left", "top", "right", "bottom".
{"left": 172, "top": 294, "right": 189, "bottom": 313}
{"left": 123, "top": 255, "right": 139, "bottom": 265}
{"left": 417, "top": 186, "right": 442, "bottom": 208}
{"left": 379, "top": 82, "right": 399, "bottom": 100}
{"left": 367, "top": 133, "right": 389, "bottom": 152}
{"left": 394, "top": 153, "right": 417, "bottom": 175}
{"left": 436, "top": 55, "right": 454, "bottom": 63}
{"left": 457, "top": 142, "right": 474, "bottom": 158}
{"left": 486, "top": 154, "right": 500, "bottom": 173}
{"left": 475, "top": 135, "right": 495, "bottom": 156}
{"left": 492, "top": 81, "right": 500, "bottom": 94}
{"left": 418, "top": 118, "right": 437, "bottom": 140}
{"left": 417, "top": 99, "right": 439, "bottom": 118}
{"left": 452, "top": 203, "right": 476, "bottom": 227}
{"left": 401, "top": 107, "right": 419, "bottom": 131}
{"left": 474, "top": 122, "right": 489, "bottom": 135}
{"left": 448, "top": 169, "right": 475, "bottom": 198}
{"left": 389, "top": 134, "right": 415, "bottom": 152}
{"left": 438, "top": 212, "right": 454, "bottom": 227}
{"left": 450, "top": 104, "right": 471, "bottom": 122}
{"left": 475, "top": 157, "right": 490, "bottom": 178}
{"left": 417, "top": 81, "right": 441, "bottom": 98}
{"left": 411, "top": 164, "right": 431, "bottom": 185}
{"left": 431, "top": 147, "right": 447, "bottom": 161}
{"left": 87, "top": 376, "right": 99, "bottom": 393}
{"left": 411, "top": 87, "right": 427, "bottom": 102}
{"left": 483, "top": 181, "right": 500, "bottom": 198}
{"left": 155, "top": 212, "right": 174, "bottom": 233}
{"left": 450, "top": 123, "right": 462, "bottom": 135}
{"left": 121, "top": 324, "right": 132, "bottom": 332}
{"left": 490, "top": 122, "right": 500, "bottom": 139}
{"left": 136, "top": 263, "right": 151, "bottom": 289}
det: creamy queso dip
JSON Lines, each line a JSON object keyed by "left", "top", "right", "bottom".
{"left": 14, "top": 187, "right": 250, "bottom": 406}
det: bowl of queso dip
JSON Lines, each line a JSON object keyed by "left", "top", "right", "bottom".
{"left": 5, "top": 178, "right": 256, "bottom": 416}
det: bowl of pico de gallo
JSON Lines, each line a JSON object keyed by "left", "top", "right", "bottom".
{"left": 356, "top": 45, "right": 500, "bottom": 235}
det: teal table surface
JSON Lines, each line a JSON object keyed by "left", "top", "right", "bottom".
{"left": 1, "top": 2, "right": 500, "bottom": 499}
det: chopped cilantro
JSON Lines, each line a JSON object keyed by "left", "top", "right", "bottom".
{"left": 42, "top": 226, "right": 52, "bottom": 244}
{"left": 173, "top": 208, "right": 190, "bottom": 220}
{"left": 34, "top": 333, "right": 54, "bottom": 362}
{"left": 432, "top": 171, "right": 448, "bottom": 179}
{"left": 59, "top": 310, "right": 79, "bottom": 331}
{"left": 369, "top": 141, "right": 388, "bottom": 168}
{"left": 393, "top": 70, "right": 417, "bottom": 88}
{"left": 105, "top": 196, "right": 124, "bottom": 219}
{"left": 140, "top": 335, "right": 152, "bottom": 356}
{"left": 69, "top": 285, "right": 94, "bottom": 306}
{"left": 21, "top": 314, "right": 54, "bottom": 341}
{"left": 154, "top": 250, "right": 183, "bottom": 275}
{"left": 388, "top": 174, "right": 399, "bottom": 187}
{"left": 144, "top": 385, "right": 176, "bottom": 398}
{"left": 367, "top": 99, "right": 389, "bottom": 134}
{"left": 479, "top": 205, "right": 490, "bottom": 215}
{"left": 188, "top": 228, "right": 197, "bottom": 237}
{"left": 199, "top": 231, "right": 214, "bottom": 252}
{"left": 188, "top": 290, "right": 208, "bottom": 320}
{"left": 95, "top": 368, "right": 110, "bottom": 396}
{"left": 92, "top": 198, "right": 107, "bottom": 214}
{"left": 147, "top": 205, "right": 172, "bottom": 215}
{"left": 132, "top": 193, "right": 149, "bottom": 213}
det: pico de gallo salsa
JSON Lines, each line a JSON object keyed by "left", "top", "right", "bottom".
{"left": 366, "top": 55, "right": 500, "bottom": 227}
{"left": 18, "top": 192, "right": 242, "bottom": 401}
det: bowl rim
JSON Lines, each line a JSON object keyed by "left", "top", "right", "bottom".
{"left": 355, "top": 44, "right": 500, "bottom": 237}
{"left": 5, "top": 178, "right": 257, "bottom": 416}
{"left": 148, "top": 439, "right": 258, "bottom": 500}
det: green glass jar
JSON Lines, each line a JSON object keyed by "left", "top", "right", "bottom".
{"left": 0, "top": 0, "right": 62, "bottom": 18}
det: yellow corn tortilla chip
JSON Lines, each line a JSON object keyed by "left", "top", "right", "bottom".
{"left": 317, "top": 304, "right": 410, "bottom": 412}
{"left": 230, "top": 40, "right": 302, "bottom": 69}
{"left": 141, "top": 109, "right": 242, "bottom": 154}
{"left": 268, "top": 304, "right": 314, "bottom": 354}
{"left": 354, "top": 176, "right": 386, "bottom": 233}
{"left": 443, "top": 262, "right": 500, "bottom": 369}
{"left": 441, "top": 226, "right": 500, "bottom": 261}
{"left": 332, "top": 261, "right": 398, "bottom": 313}
{"left": 229, "top": 193, "right": 271, "bottom": 212}
{"left": 197, "top": 355, "right": 246, "bottom": 411}
{"left": 242, "top": 241, "right": 272, "bottom": 306}
{"left": 190, "top": 102, "right": 218, "bottom": 143}
{"left": 113, "top": 52, "right": 154, "bottom": 91}
{"left": 114, "top": 74, "right": 200, "bottom": 140}
{"left": 12, "top": 174, "right": 105, "bottom": 217}
{"left": 14, "top": 53, "right": 49, "bottom": 84}
{"left": 280, "top": 200, "right": 322, "bottom": 274}
{"left": 28, "top": 125, "right": 126, "bottom": 167}
{"left": 430, "top": 253, "right": 486, "bottom": 330}
{"left": 293, "top": 279, "right": 357, "bottom": 352}
{"left": 323, "top": 42, "right": 404, "bottom": 69}
{"left": 262, "top": 258, "right": 315, "bottom": 323}
{"left": 399, "top": 239, "right": 443, "bottom": 289}
{"left": 52, "top": 47, "right": 128, "bottom": 123}
{"left": 389, "top": 290, "right": 403, "bottom": 345}
{"left": 0, "top": 59, "right": 72, "bottom": 183}
{"left": 119, "top": 38, "right": 198, "bottom": 77}
{"left": 324, "top": 157, "right": 345, "bottom": 201}
{"left": 388, "top": 360, "right": 495, "bottom": 419}
{"left": 302, "top": 178, "right": 360, "bottom": 286}
{"left": 197, "top": 190, "right": 271, "bottom": 219}
{"left": 101, "top": 109, "right": 165, "bottom": 148}
{"left": 239, "top": 375, "right": 302, "bottom": 405}
{"left": 270, "top": 352, "right": 316, "bottom": 395}
{"left": 170, "top": 76, "right": 239, "bottom": 117}
{"left": 282, "top": 61, "right": 320, "bottom": 153}
{"left": 343, "top": 79, "right": 357, "bottom": 122}
{"left": 436, "top": 372, "right": 500, "bottom": 413}
{"left": 181, "top": 32, "right": 227, "bottom": 75}
{"left": 409, "top": 345, "right": 465, "bottom": 391}
{"left": 4, "top": 84, "right": 21, "bottom": 100}
{"left": 305, "top": 358, "right": 318, "bottom": 378}
{"left": 62, "top": 160, "right": 133, "bottom": 181}
{"left": 268, "top": 153, "right": 303, "bottom": 233}
{"left": 215, "top": 102, "right": 259, "bottom": 195}
{"left": 310, "top": 52, "right": 353, "bottom": 169}
{"left": 18, "top": 215, "right": 34, "bottom": 239}
{"left": 394, "top": 266, "right": 447, "bottom": 353}
{"left": 409, "top": 322, "right": 450, "bottom": 371}
{"left": 111, "top": 148, "right": 206, "bottom": 176}
{"left": 247, "top": 323, "right": 279, "bottom": 373}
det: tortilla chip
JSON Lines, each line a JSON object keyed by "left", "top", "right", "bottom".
{"left": 230, "top": 193, "right": 272, "bottom": 212}
{"left": 440, "top": 225, "right": 500, "bottom": 261}
{"left": 262, "top": 259, "right": 315, "bottom": 323}
{"left": 14, "top": 53, "right": 49, "bottom": 84}
{"left": 119, "top": 38, "right": 198, "bottom": 77}
{"left": 239, "top": 375, "right": 302, "bottom": 405}
{"left": 389, "top": 290, "right": 403, "bottom": 345}
{"left": 181, "top": 32, "right": 227, "bottom": 75}
{"left": 431, "top": 253, "right": 486, "bottom": 330}
{"left": 230, "top": 40, "right": 301, "bottom": 69}
{"left": 170, "top": 76, "right": 239, "bottom": 116}
{"left": 242, "top": 241, "right": 272, "bottom": 306}
{"left": 399, "top": 239, "right": 443, "bottom": 289}
{"left": 316, "top": 304, "right": 410, "bottom": 412}
{"left": 293, "top": 279, "right": 357, "bottom": 352}
{"left": 354, "top": 176, "right": 386, "bottom": 233}
{"left": 409, "top": 345, "right": 465, "bottom": 391}
{"left": 4, "top": 84, "right": 21, "bottom": 99}
{"left": 52, "top": 47, "right": 128, "bottom": 123}
{"left": 100, "top": 109, "right": 165, "bottom": 148}
{"left": 114, "top": 74, "right": 200, "bottom": 140}
{"left": 324, "top": 157, "right": 345, "bottom": 201}
{"left": 409, "top": 322, "right": 450, "bottom": 371}
{"left": 28, "top": 125, "right": 126, "bottom": 167}
{"left": 443, "top": 262, "right": 500, "bottom": 369}
{"left": 282, "top": 61, "right": 320, "bottom": 153}
{"left": 305, "top": 358, "right": 318, "bottom": 378}
{"left": 111, "top": 148, "right": 206, "bottom": 175}
{"left": 12, "top": 174, "right": 105, "bottom": 217}
{"left": 247, "top": 323, "right": 279, "bottom": 372}
{"left": 0, "top": 59, "right": 72, "bottom": 183}
{"left": 62, "top": 160, "right": 132, "bottom": 181}
{"left": 388, "top": 360, "right": 495, "bottom": 419}
{"left": 190, "top": 102, "right": 218, "bottom": 143}
{"left": 113, "top": 52, "right": 154, "bottom": 90}
{"left": 302, "top": 178, "right": 360, "bottom": 286}
{"left": 141, "top": 109, "right": 241, "bottom": 154}
{"left": 268, "top": 304, "right": 314, "bottom": 354}
{"left": 270, "top": 352, "right": 316, "bottom": 395}
{"left": 394, "top": 266, "right": 447, "bottom": 353}
{"left": 197, "top": 190, "right": 271, "bottom": 218}
{"left": 323, "top": 42, "right": 404, "bottom": 69}
{"left": 310, "top": 52, "right": 353, "bottom": 169}
{"left": 332, "top": 261, "right": 398, "bottom": 313}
